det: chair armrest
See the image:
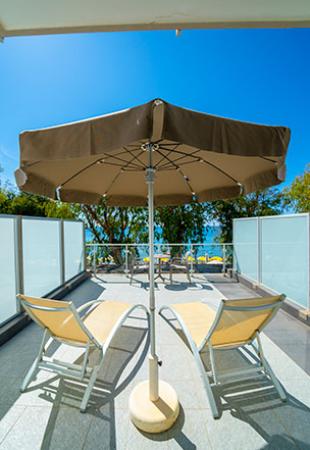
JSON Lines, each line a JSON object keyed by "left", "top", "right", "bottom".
{"left": 76, "top": 299, "right": 103, "bottom": 316}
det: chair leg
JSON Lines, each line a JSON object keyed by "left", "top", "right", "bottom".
{"left": 195, "top": 349, "right": 220, "bottom": 419}
{"left": 80, "top": 349, "right": 105, "bottom": 412}
{"left": 255, "top": 333, "right": 286, "bottom": 402}
{"left": 159, "top": 306, "right": 219, "bottom": 418}
{"left": 80, "top": 366, "right": 100, "bottom": 412}
{"left": 21, "top": 329, "right": 49, "bottom": 392}
{"left": 187, "top": 268, "right": 192, "bottom": 284}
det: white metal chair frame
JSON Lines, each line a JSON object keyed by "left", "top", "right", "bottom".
{"left": 20, "top": 297, "right": 149, "bottom": 412}
{"left": 129, "top": 254, "right": 150, "bottom": 284}
{"left": 159, "top": 295, "right": 287, "bottom": 419}
{"left": 169, "top": 257, "right": 192, "bottom": 284}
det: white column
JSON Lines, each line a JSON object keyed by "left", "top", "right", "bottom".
{"left": 146, "top": 144, "right": 159, "bottom": 401}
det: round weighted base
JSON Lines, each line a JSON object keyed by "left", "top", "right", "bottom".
{"left": 129, "top": 380, "right": 179, "bottom": 434}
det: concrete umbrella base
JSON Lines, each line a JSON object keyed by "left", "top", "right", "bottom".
{"left": 129, "top": 380, "right": 180, "bottom": 433}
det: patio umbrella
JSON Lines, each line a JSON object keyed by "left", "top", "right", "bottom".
{"left": 15, "top": 99, "right": 290, "bottom": 432}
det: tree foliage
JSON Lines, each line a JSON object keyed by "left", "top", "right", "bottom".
{"left": 283, "top": 165, "right": 310, "bottom": 213}
{"left": 77, "top": 199, "right": 149, "bottom": 265}
{"left": 206, "top": 188, "right": 284, "bottom": 243}
{"left": 156, "top": 203, "right": 206, "bottom": 244}
{"left": 78, "top": 199, "right": 148, "bottom": 244}
{"left": 0, "top": 169, "right": 76, "bottom": 219}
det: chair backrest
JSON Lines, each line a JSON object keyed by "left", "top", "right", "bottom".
{"left": 18, "top": 294, "right": 92, "bottom": 345}
{"left": 206, "top": 295, "right": 285, "bottom": 348}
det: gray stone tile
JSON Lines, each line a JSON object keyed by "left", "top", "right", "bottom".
{"left": 0, "top": 406, "right": 52, "bottom": 450}
{"left": 41, "top": 405, "right": 93, "bottom": 450}
{"left": 1, "top": 273, "right": 309, "bottom": 449}
{"left": 0, "top": 406, "right": 25, "bottom": 445}
{"left": 126, "top": 419, "right": 169, "bottom": 449}
{"left": 167, "top": 408, "right": 211, "bottom": 450}
{"left": 271, "top": 396, "right": 310, "bottom": 449}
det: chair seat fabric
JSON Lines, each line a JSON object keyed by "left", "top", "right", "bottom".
{"left": 83, "top": 301, "right": 130, "bottom": 344}
{"left": 172, "top": 302, "right": 216, "bottom": 347}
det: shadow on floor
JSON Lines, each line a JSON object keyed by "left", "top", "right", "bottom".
{"left": 67, "top": 278, "right": 106, "bottom": 308}
{"left": 0, "top": 278, "right": 107, "bottom": 419}
{"left": 160, "top": 312, "right": 310, "bottom": 448}
{"left": 164, "top": 281, "right": 213, "bottom": 292}
{"left": 220, "top": 378, "right": 310, "bottom": 448}
{"left": 37, "top": 322, "right": 150, "bottom": 449}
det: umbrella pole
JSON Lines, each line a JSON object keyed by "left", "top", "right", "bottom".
{"left": 129, "top": 143, "right": 179, "bottom": 433}
{"left": 146, "top": 146, "right": 159, "bottom": 401}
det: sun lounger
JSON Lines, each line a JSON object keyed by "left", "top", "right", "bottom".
{"left": 18, "top": 294, "right": 148, "bottom": 412}
{"left": 159, "top": 295, "right": 286, "bottom": 418}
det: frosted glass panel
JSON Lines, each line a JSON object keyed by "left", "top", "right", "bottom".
{"left": 64, "top": 221, "right": 84, "bottom": 281}
{"left": 233, "top": 219, "right": 258, "bottom": 282}
{"left": 0, "top": 218, "right": 17, "bottom": 323}
{"left": 261, "top": 216, "right": 309, "bottom": 308}
{"left": 23, "top": 219, "right": 61, "bottom": 296}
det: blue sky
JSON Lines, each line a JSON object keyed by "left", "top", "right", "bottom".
{"left": 0, "top": 28, "right": 309, "bottom": 188}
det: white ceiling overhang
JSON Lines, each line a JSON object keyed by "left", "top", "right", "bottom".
{"left": 0, "top": 0, "right": 310, "bottom": 39}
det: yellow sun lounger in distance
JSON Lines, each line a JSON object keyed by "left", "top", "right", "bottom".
{"left": 18, "top": 294, "right": 148, "bottom": 412}
{"left": 159, "top": 294, "right": 286, "bottom": 419}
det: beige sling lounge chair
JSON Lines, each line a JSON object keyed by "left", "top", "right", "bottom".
{"left": 18, "top": 294, "right": 148, "bottom": 412}
{"left": 159, "top": 295, "right": 287, "bottom": 419}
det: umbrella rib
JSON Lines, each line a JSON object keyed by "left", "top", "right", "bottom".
{"left": 158, "top": 153, "right": 198, "bottom": 169}
{"left": 156, "top": 148, "right": 195, "bottom": 195}
{"left": 99, "top": 149, "right": 143, "bottom": 169}
{"left": 154, "top": 144, "right": 180, "bottom": 169}
{"left": 160, "top": 146, "right": 239, "bottom": 183}
{"left": 57, "top": 148, "right": 144, "bottom": 191}
{"left": 104, "top": 149, "right": 146, "bottom": 196}
{"left": 123, "top": 146, "right": 147, "bottom": 169}
{"left": 57, "top": 157, "right": 106, "bottom": 189}
{"left": 260, "top": 156, "right": 278, "bottom": 163}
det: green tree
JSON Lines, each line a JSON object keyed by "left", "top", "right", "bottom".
{"left": 156, "top": 203, "right": 206, "bottom": 244}
{"left": 44, "top": 200, "right": 76, "bottom": 219}
{"left": 283, "top": 165, "right": 310, "bottom": 213}
{"left": 78, "top": 199, "right": 149, "bottom": 264}
{"left": 0, "top": 166, "right": 76, "bottom": 219}
{"left": 156, "top": 203, "right": 207, "bottom": 255}
{"left": 207, "top": 188, "right": 284, "bottom": 243}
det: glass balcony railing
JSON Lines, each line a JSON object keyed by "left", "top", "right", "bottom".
{"left": 233, "top": 213, "right": 310, "bottom": 310}
{"left": 85, "top": 242, "right": 233, "bottom": 275}
{"left": 0, "top": 215, "right": 85, "bottom": 326}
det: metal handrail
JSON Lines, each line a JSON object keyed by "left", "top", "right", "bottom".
{"left": 85, "top": 242, "right": 234, "bottom": 274}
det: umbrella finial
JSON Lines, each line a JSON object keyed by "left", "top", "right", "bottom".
{"left": 152, "top": 100, "right": 164, "bottom": 142}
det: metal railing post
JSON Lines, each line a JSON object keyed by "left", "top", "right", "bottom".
{"left": 257, "top": 218, "right": 262, "bottom": 285}
{"left": 14, "top": 216, "right": 24, "bottom": 312}
{"left": 190, "top": 244, "right": 194, "bottom": 273}
{"left": 125, "top": 244, "right": 129, "bottom": 273}
{"left": 92, "top": 245, "right": 97, "bottom": 275}
{"left": 59, "top": 219, "right": 65, "bottom": 285}
{"left": 82, "top": 222, "right": 86, "bottom": 272}
{"left": 222, "top": 244, "right": 226, "bottom": 274}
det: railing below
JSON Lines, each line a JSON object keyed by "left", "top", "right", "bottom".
{"left": 85, "top": 242, "right": 234, "bottom": 275}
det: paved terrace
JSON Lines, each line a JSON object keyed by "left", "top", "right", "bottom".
{"left": 0, "top": 273, "right": 309, "bottom": 450}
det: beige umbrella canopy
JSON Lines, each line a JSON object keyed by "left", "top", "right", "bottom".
{"left": 15, "top": 99, "right": 290, "bottom": 432}
{"left": 16, "top": 99, "right": 290, "bottom": 206}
